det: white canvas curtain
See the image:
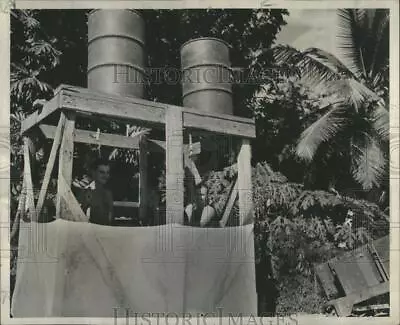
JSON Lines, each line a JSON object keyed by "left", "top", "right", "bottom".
{"left": 12, "top": 219, "right": 257, "bottom": 317}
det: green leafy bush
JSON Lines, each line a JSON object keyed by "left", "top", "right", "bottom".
{"left": 204, "top": 161, "right": 389, "bottom": 313}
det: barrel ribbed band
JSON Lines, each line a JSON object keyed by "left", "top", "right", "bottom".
{"left": 87, "top": 63, "right": 147, "bottom": 76}
{"left": 88, "top": 34, "right": 145, "bottom": 47}
{"left": 182, "top": 87, "right": 233, "bottom": 97}
{"left": 180, "top": 37, "right": 232, "bottom": 52}
{"left": 88, "top": 9, "right": 143, "bottom": 17}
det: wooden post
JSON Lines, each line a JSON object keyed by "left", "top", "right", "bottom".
{"left": 36, "top": 114, "right": 66, "bottom": 217}
{"left": 56, "top": 112, "right": 76, "bottom": 219}
{"left": 23, "top": 137, "right": 36, "bottom": 221}
{"left": 139, "top": 135, "right": 148, "bottom": 222}
{"left": 23, "top": 136, "right": 45, "bottom": 262}
{"left": 165, "top": 107, "right": 184, "bottom": 224}
{"left": 10, "top": 177, "right": 26, "bottom": 241}
{"left": 237, "top": 139, "right": 253, "bottom": 225}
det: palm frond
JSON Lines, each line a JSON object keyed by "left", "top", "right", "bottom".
{"left": 337, "top": 9, "right": 368, "bottom": 80}
{"left": 371, "top": 103, "right": 389, "bottom": 140}
{"left": 272, "top": 45, "right": 342, "bottom": 89}
{"left": 368, "top": 9, "right": 389, "bottom": 80}
{"left": 302, "top": 47, "right": 353, "bottom": 77}
{"left": 296, "top": 104, "right": 347, "bottom": 161}
{"left": 324, "top": 78, "right": 381, "bottom": 111}
{"left": 351, "top": 135, "right": 386, "bottom": 190}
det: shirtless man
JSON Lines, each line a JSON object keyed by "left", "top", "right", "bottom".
{"left": 185, "top": 184, "right": 218, "bottom": 227}
{"left": 79, "top": 159, "right": 114, "bottom": 225}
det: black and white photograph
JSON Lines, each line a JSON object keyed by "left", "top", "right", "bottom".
{"left": 0, "top": 1, "right": 399, "bottom": 324}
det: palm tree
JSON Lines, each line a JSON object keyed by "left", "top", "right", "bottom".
{"left": 270, "top": 9, "right": 389, "bottom": 191}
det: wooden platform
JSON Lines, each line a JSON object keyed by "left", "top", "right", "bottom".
{"left": 21, "top": 84, "right": 256, "bottom": 138}
{"left": 20, "top": 84, "right": 255, "bottom": 226}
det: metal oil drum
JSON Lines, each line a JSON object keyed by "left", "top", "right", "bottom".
{"left": 180, "top": 37, "right": 233, "bottom": 115}
{"left": 88, "top": 9, "right": 146, "bottom": 98}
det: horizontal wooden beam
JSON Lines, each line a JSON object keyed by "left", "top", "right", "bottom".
{"left": 39, "top": 124, "right": 201, "bottom": 155}
{"left": 148, "top": 139, "right": 201, "bottom": 156}
{"left": 22, "top": 84, "right": 256, "bottom": 138}
{"left": 113, "top": 201, "right": 140, "bottom": 208}
{"left": 40, "top": 124, "right": 140, "bottom": 149}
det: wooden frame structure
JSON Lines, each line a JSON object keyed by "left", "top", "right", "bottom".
{"left": 21, "top": 84, "right": 256, "bottom": 225}
{"left": 315, "top": 235, "right": 389, "bottom": 316}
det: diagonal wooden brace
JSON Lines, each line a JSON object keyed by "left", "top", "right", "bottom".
{"left": 23, "top": 137, "right": 36, "bottom": 221}
{"left": 35, "top": 114, "right": 66, "bottom": 217}
{"left": 58, "top": 175, "right": 89, "bottom": 222}
{"left": 219, "top": 178, "right": 238, "bottom": 228}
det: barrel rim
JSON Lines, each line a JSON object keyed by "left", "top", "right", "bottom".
{"left": 181, "top": 63, "right": 233, "bottom": 71}
{"left": 182, "top": 87, "right": 233, "bottom": 98}
{"left": 88, "top": 34, "right": 145, "bottom": 47}
{"left": 88, "top": 9, "right": 143, "bottom": 17}
{"left": 87, "top": 63, "right": 148, "bottom": 75}
{"left": 180, "top": 37, "right": 232, "bottom": 52}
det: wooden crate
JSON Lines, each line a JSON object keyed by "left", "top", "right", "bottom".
{"left": 315, "top": 235, "right": 389, "bottom": 316}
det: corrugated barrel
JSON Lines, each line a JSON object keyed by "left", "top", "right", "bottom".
{"left": 88, "top": 9, "right": 146, "bottom": 98}
{"left": 181, "top": 37, "right": 233, "bottom": 115}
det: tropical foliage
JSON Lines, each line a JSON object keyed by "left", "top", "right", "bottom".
{"left": 269, "top": 9, "right": 389, "bottom": 192}
{"left": 205, "top": 161, "right": 389, "bottom": 313}
{"left": 9, "top": 8, "right": 390, "bottom": 315}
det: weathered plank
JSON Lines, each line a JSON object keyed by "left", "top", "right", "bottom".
{"left": 21, "top": 95, "right": 60, "bottom": 134}
{"left": 183, "top": 111, "right": 255, "bottom": 138}
{"left": 23, "top": 137, "right": 47, "bottom": 271}
{"left": 18, "top": 159, "right": 28, "bottom": 217}
{"left": 10, "top": 177, "right": 27, "bottom": 240}
{"left": 36, "top": 115, "right": 66, "bottom": 217}
{"left": 40, "top": 124, "right": 140, "bottom": 149}
{"left": 22, "top": 84, "right": 256, "bottom": 138}
{"left": 237, "top": 139, "right": 254, "bottom": 225}
{"left": 315, "top": 262, "right": 340, "bottom": 300}
{"left": 56, "top": 112, "right": 76, "bottom": 219}
{"left": 23, "top": 137, "right": 36, "bottom": 221}
{"left": 58, "top": 175, "right": 89, "bottom": 222}
{"left": 219, "top": 179, "right": 238, "bottom": 228}
{"left": 139, "top": 135, "right": 148, "bottom": 221}
{"left": 40, "top": 124, "right": 201, "bottom": 154}
{"left": 61, "top": 86, "right": 256, "bottom": 138}
{"left": 165, "top": 106, "right": 184, "bottom": 224}
{"left": 148, "top": 139, "right": 201, "bottom": 156}
{"left": 113, "top": 201, "right": 140, "bottom": 208}
{"left": 372, "top": 236, "right": 390, "bottom": 279}
{"left": 61, "top": 89, "right": 165, "bottom": 126}
{"left": 333, "top": 257, "right": 369, "bottom": 296}
{"left": 329, "top": 281, "right": 389, "bottom": 316}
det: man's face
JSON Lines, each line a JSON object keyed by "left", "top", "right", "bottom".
{"left": 200, "top": 186, "right": 208, "bottom": 203}
{"left": 94, "top": 164, "right": 110, "bottom": 185}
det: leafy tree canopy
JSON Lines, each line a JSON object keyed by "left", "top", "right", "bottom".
{"left": 270, "top": 9, "right": 389, "bottom": 192}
